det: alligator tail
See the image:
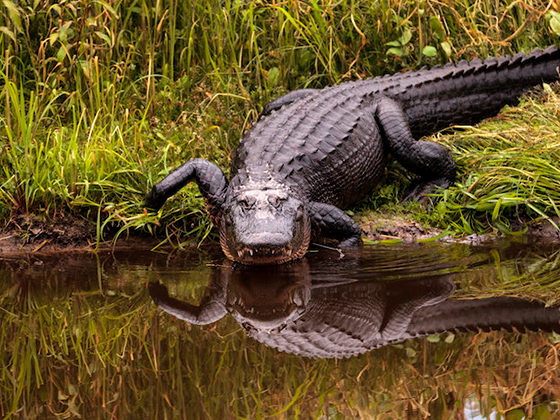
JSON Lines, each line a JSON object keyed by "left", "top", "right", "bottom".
{"left": 406, "top": 296, "right": 560, "bottom": 337}
{"left": 401, "top": 46, "right": 560, "bottom": 137}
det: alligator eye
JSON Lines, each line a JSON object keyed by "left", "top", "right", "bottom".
{"left": 239, "top": 197, "right": 255, "bottom": 210}
{"left": 268, "top": 195, "right": 286, "bottom": 208}
{"left": 295, "top": 203, "right": 305, "bottom": 220}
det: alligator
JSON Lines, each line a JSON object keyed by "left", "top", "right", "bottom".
{"left": 146, "top": 46, "right": 560, "bottom": 264}
{"left": 147, "top": 260, "right": 560, "bottom": 359}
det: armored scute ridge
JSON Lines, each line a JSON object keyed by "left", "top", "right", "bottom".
{"left": 146, "top": 46, "right": 560, "bottom": 265}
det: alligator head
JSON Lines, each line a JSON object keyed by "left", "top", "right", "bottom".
{"left": 219, "top": 179, "right": 311, "bottom": 265}
{"left": 226, "top": 262, "right": 311, "bottom": 333}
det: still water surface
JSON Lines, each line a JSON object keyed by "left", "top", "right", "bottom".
{"left": 2, "top": 240, "right": 560, "bottom": 419}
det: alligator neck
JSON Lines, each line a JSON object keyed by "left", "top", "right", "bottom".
{"left": 229, "top": 164, "right": 311, "bottom": 199}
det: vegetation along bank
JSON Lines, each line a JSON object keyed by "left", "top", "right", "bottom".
{"left": 1, "top": 1, "right": 560, "bottom": 251}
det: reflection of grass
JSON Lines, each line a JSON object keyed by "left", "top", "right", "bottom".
{"left": 0, "top": 1, "right": 559, "bottom": 244}
{"left": 2, "top": 246, "right": 560, "bottom": 418}
{"left": 449, "top": 244, "right": 560, "bottom": 308}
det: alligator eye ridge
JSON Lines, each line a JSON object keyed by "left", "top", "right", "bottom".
{"left": 239, "top": 197, "right": 255, "bottom": 210}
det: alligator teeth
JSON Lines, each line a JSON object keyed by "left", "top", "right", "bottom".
{"left": 249, "top": 249, "right": 253, "bottom": 256}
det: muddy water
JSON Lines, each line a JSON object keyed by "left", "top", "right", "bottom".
{"left": 2, "top": 240, "right": 560, "bottom": 419}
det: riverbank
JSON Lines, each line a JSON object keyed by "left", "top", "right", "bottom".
{"left": 2, "top": 207, "right": 560, "bottom": 255}
{"left": 2, "top": 87, "right": 560, "bottom": 253}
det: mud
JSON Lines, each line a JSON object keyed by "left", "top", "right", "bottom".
{"left": 0, "top": 214, "right": 162, "bottom": 254}
{"left": 357, "top": 214, "right": 444, "bottom": 242}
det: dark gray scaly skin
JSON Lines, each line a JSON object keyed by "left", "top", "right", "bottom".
{"left": 148, "top": 268, "right": 560, "bottom": 359}
{"left": 146, "top": 46, "right": 560, "bottom": 264}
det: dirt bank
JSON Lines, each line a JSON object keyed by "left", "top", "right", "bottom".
{"left": 0, "top": 214, "right": 163, "bottom": 254}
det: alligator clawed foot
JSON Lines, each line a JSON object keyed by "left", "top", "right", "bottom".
{"left": 338, "top": 236, "right": 363, "bottom": 259}
{"left": 403, "top": 177, "right": 453, "bottom": 206}
{"left": 338, "top": 235, "right": 363, "bottom": 249}
{"left": 312, "top": 236, "right": 362, "bottom": 259}
{"left": 144, "top": 187, "right": 167, "bottom": 211}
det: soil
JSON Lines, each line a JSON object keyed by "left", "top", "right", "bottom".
{"left": 0, "top": 212, "right": 559, "bottom": 254}
{"left": 356, "top": 213, "right": 445, "bottom": 243}
{"left": 0, "top": 214, "right": 163, "bottom": 254}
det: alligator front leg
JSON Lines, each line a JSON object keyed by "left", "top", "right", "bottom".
{"left": 309, "top": 202, "right": 363, "bottom": 247}
{"left": 148, "top": 281, "right": 227, "bottom": 325}
{"left": 145, "top": 158, "right": 228, "bottom": 226}
{"left": 375, "top": 96, "right": 457, "bottom": 201}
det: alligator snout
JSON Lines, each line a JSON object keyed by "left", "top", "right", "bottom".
{"left": 235, "top": 243, "right": 296, "bottom": 262}
{"left": 230, "top": 228, "right": 302, "bottom": 264}
{"left": 240, "top": 232, "right": 292, "bottom": 249}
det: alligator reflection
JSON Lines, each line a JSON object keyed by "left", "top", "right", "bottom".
{"left": 148, "top": 256, "right": 560, "bottom": 359}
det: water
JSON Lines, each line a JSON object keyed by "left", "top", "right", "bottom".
{"left": 2, "top": 240, "right": 560, "bottom": 419}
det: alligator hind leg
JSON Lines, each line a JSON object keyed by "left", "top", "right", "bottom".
{"left": 375, "top": 96, "right": 456, "bottom": 201}
{"left": 145, "top": 158, "right": 228, "bottom": 226}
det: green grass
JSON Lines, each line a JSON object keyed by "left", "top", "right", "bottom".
{"left": 0, "top": 0, "right": 559, "bottom": 244}
{"left": 430, "top": 87, "right": 560, "bottom": 235}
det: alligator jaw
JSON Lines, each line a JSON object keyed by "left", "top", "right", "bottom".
{"left": 233, "top": 243, "right": 306, "bottom": 265}
{"left": 219, "top": 214, "right": 312, "bottom": 265}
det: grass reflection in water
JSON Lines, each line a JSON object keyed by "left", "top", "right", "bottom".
{"left": 1, "top": 242, "right": 560, "bottom": 419}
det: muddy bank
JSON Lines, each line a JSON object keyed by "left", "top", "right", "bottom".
{"left": 1, "top": 213, "right": 559, "bottom": 254}
{"left": 0, "top": 214, "right": 164, "bottom": 254}
{"left": 357, "top": 213, "right": 560, "bottom": 245}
